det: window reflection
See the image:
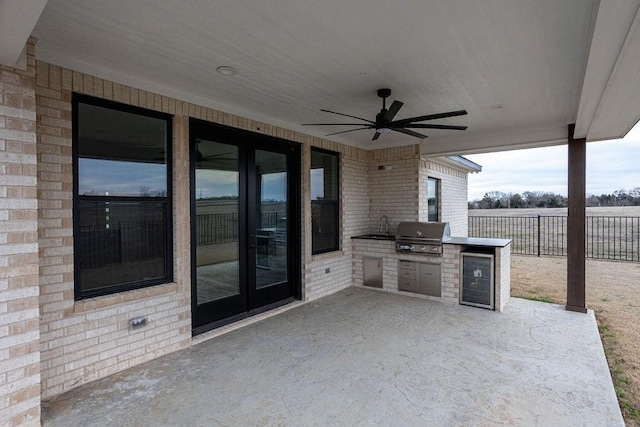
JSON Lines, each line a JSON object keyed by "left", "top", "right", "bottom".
{"left": 78, "top": 102, "right": 167, "bottom": 197}
{"left": 74, "top": 96, "right": 172, "bottom": 298}
{"left": 311, "top": 149, "right": 339, "bottom": 254}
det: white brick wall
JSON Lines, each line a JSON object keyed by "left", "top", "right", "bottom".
{"left": 423, "top": 159, "right": 471, "bottom": 236}
{"left": 36, "top": 62, "right": 195, "bottom": 399}
{"left": 304, "top": 143, "right": 369, "bottom": 302}
{"left": 367, "top": 146, "right": 421, "bottom": 233}
{"left": 34, "top": 60, "right": 376, "bottom": 399}
{"left": 495, "top": 245, "right": 511, "bottom": 312}
{"left": 0, "top": 38, "right": 41, "bottom": 427}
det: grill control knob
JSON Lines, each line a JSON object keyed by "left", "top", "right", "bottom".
{"left": 420, "top": 246, "right": 426, "bottom": 251}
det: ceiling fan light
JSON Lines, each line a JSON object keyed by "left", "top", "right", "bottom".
{"left": 377, "top": 127, "right": 393, "bottom": 134}
{"left": 216, "top": 66, "right": 237, "bottom": 76}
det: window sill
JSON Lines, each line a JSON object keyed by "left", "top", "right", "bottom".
{"left": 311, "top": 250, "right": 344, "bottom": 262}
{"left": 73, "top": 282, "right": 178, "bottom": 313}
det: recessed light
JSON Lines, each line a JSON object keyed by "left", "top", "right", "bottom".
{"left": 216, "top": 66, "right": 238, "bottom": 76}
{"left": 489, "top": 104, "right": 502, "bottom": 110}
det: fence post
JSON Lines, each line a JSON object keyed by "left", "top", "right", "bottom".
{"left": 537, "top": 215, "right": 541, "bottom": 257}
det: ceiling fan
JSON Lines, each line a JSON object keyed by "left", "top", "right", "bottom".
{"left": 194, "top": 141, "right": 235, "bottom": 163}
{"left": 302, "top": 88, "right": 468, "bottom": 141}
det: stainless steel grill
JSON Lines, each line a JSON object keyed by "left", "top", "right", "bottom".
{"left": 395, "top": 222, "right": 451, "bottom": 256}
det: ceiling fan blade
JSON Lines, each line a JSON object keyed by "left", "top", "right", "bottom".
{"left": 401, "top": 124, "right": 467, "bottom": 130}
{"left": 383, "top": 100, "right": 403, "bottom": 121}
{"left": 320, "top": 109, "right": 375, "bottom": 124}
{"left": 325, "top": 127, "right": 372, "bottom": 136}
{"left": 392, "top": 109, "right": 468, "bottom": 126}
{"left": 204, "top": 151, "right": 234, "bottom": 158}
{"left": 301, "top": 123, "right": 374, "bottom": 126}
{"left": 392, "top": 128, "right": 428, "bottom": 139}
{"left": 372, "top": 132, "right": 381, "bottom": 141}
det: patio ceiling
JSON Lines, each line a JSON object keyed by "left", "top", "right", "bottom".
{"left": 4, "top": 1, "right": 640, "bottom": 155}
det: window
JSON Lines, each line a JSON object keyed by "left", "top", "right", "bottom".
{"left": 73, "top": 94, "right": 173, "bottom": 299}
{"left": 310, "top": 148, "right": 339, "bottom": 254}
{"left": 427, "top": 177, "right": 440, "bottom": 222}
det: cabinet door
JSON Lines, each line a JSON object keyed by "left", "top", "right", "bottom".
{"left": 417, "top": 263, "right": 441, "bottom": 297}
{"left": 363, "top": 257, "right": 383, "bottom": 288}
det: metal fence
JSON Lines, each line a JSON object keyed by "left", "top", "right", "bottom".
{"left": 78, "top": 221, "right": 166, "bottom": 269}
{"left": 79, "top": 212, "right": 283, "bottom": 269}
{"left": 195, "top": 212, "right": 280, "bottom": 245}
{"left": 468, "top": 215, "right": 640, "bottom": 262}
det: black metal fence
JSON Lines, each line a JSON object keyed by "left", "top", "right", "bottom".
{"left": 79, "top": 212, "right": 283, "bottom": 269}
{"left": 469, "top": 215, "right": 640, "bottom": 262}
{"left": 195, "top": 212, "right": 280, "bottom": 245}
{"left": 79, "top": 221, "right": 166, "bottom": 269}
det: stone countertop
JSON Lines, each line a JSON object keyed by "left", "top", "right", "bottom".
{"left": 351, "top": 234, "right": 395, "bottom": 241}
{"left": 444, "top": 237, "right": 512, "bottom": 247}
{"left": 352, "top": 234, "right": 511, "bottom": 247}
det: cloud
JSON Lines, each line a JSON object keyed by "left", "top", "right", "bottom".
{"left": 79, "top": 159, "right": 166, "bottom": 195}
{"left": 465, "top": 128, "right": 640, "bottom": 200}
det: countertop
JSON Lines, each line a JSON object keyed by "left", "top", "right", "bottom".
{"left": 351, "top": 234, "right": 394, "bottom": 241}
{"left": 352, "top": 234, "right": 511, "bottom": 247}
{"left": 444, "top": 237, "right": 512, "bottom": 247}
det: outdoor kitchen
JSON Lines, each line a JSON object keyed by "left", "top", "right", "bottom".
{"left": 352, "top": 221, "right": 511, "bottom": 311}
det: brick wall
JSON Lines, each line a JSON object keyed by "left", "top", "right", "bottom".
{"left": 5, "top": 53, "right": 474, "bottom": 409}
{"left": 422, "top": 159, "right": 470, "bottom": 236}
{"left": 304, "top": 141, "right": 369, "bottom": 301}
{"left": 35, "top": 62, "right": 193, "bottom": 399}
{"left": 0, "top": 39, "right": 41, "bottom": 426}
{"left": 495, "top": 244, "right": 511, "bottom": 312}
{"left": 367, "top": 145, "right": 421, "bottom": 233}
{"left": 33, "top": 60, "right": 369, "bottom": 397}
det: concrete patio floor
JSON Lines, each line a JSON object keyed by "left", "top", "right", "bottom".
{"left": 42, "top": 287, "right": 623, "bottom": 426}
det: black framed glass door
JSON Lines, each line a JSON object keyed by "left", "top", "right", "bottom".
{"left": 190, "top": 120, "right": 300, "bottom": 333}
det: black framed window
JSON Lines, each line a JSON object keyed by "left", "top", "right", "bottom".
{"left": 427, "top": 177, "right": 440, "bottom": 222}
{"left": 73, "top": 94, "right": 173, "bottom": 299}
{"left": 311, "top": 148, "right": 339, "bottom": 254}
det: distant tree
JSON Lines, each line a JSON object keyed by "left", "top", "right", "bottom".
{"left": 509, "top": 193, "right": 525, "bottom": 208}
{"left": 478, "top": 193, "right": 495, "bottom": 209}
{"left": 469, "top": 188, "right": 639, "bottom": 208}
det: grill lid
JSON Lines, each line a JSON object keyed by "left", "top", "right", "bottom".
{"left": 395, "top": 221, "right": 451, "bottom": 241}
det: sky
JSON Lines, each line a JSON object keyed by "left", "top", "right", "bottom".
{"left": 79, "top": 159, "right": 166, "bottom": 196}
{"left": 464, "top": 124, "right": 640, "bottom": 201}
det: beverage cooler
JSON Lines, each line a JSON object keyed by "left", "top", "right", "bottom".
{"left": 460, "top": 250, "right": 494, "bottom": 310}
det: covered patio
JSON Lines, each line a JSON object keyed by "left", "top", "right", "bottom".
{"left": 3, "top": 1, "right": 640, "bottom": 424}
{"left": 42, "top": 288, "right": 622, "bottom": 426}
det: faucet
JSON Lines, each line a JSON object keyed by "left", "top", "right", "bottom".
{"left": 379, "top": 215, "right": 389, "bottom": 236}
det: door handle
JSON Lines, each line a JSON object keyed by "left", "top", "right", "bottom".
{"left": 249, "top": 234, "right": 256, "bottom": 250}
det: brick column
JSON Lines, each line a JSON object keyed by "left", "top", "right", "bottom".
{"left": 0, "top": 39, "right": 41, "bottom": 425}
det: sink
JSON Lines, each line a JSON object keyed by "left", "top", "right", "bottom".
{"left": 354, "top": 233, "right": 394, "bottom": 240}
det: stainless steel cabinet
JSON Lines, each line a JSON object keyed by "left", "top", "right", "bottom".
{"left": 398, "top": 260, "right": 441, "bottom": 297}
{"left": 363, "top": 257, "right": 383, "bottom": 288}
{"left": 398, "top": 260, "right": 417, "bottom": 293}
{"left": 417, "top": 262, "right": 441, "bottom": 297}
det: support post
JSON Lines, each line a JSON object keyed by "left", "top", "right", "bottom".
{"left": 566, "top": 124, "right": 587, "bottom": 313}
